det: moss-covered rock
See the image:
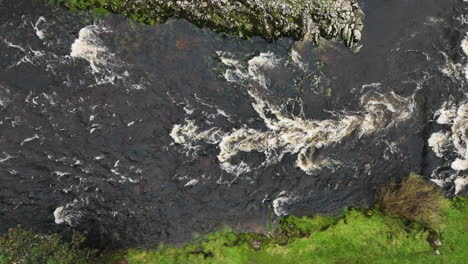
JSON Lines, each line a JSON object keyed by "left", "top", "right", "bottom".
{"left": 53, "top": 0, "right": 365, "bottom": 49}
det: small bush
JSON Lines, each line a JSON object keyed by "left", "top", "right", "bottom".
{"left": 379, "top": 173, "right": 446, "bottom": 230}
{"left": 0, "top": 226, "right": 98, "bottom": 264}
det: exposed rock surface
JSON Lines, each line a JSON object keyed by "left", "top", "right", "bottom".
{"left": 61, "top": 0, "right": 364, "bottom": 48}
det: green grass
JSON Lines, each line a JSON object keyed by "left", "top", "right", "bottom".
{"left": 106, "top": 198, "right": 467, "bottom": 264}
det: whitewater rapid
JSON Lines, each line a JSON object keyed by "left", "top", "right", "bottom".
{"left": 428, "top": 32, "right": 468, "bottom": 195}
{"left": 171, "top": 51, "right": 417, "bottom": 177}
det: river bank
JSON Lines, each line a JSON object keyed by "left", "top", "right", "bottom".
{"left": 105, "top": 198, "right": 467, "bottom": 264}
{"left": 56, "top": 0, "right": 364, "bottom": 49}
{"left": 2, "top": 196, "right": 466, "bottom": 263}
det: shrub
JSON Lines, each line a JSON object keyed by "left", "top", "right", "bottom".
{"left": 0, "top": 226, "right": 98, "bottom": 264}
{"left": 379, "top": 173, "right": 446, "bottom": 230}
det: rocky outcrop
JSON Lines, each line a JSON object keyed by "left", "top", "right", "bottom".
{"left": 61, "top": 0, "right": 364, "bottom": 49}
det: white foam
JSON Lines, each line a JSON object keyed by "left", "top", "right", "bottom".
{"left": 2, "top": 39, "right": 46, "bottom": 68}
{"left": 428, "top": 132, "right": 450, "bottom": 157}
{"left": 462, "top": 34, "right": 468, "bottom": 57}
{"left": 247, "top": 52, "right": 280, "bottom": 89}
{"left": 0, "top": 97, "right": 7, "bottom": 109}
{"left": 462, "top": 33, "right": 468, "bottom": 80}
{"left": 439, "top": 48, "right": 466, "bottom": 81}
{"left": 431, "top": 101, "right": 468, "bottom": 171}
{"left": 170, "top": 119, "right": 223, "bottom": 158}
{"left": 110, "top": 167, "right": 140, "bottom": 183}
{"left": 219, "top": 51, "right": 280, "bottom": 89}
{"left": 170, "top": 120, "right": 200, "bottom": 146}
{"left": 130, "top": 84, "right": 145, "bottom": 90}
{"left": 219, "top": 160, "right": 252, "bottom": 177}
{"left": 451, "top": 103, "right": 468, "bottom": 169}
{"left": 20, "top": 134, "right": 40, "bottom": 146}
{"left": 444, "top": 33, "right": 468, "bottom": 81}
{"left": 431, "top": 178, "right": 446, "bottom": 187}
{"left": 3, "top": 39, "right": 26, "bottom": 52}
{"left": 430, "top": 100, "right": 468, "bottom": 194}
{"left": 70, "top": 25, "right": 110, "bottom": 73}
{"left": 362, "top": 82, "right": 382, "bottom": 89}
{"left": 70, "top": 24, "right": 144, "bottom": 89}
{"left": 52, "top": 171, "right": 70, "bottom": 177}
{"left": 53, "top": 201, "right": 82, "bottom": 226}
{"left": 42, "top": 93, "right": 56, "bottom": 106}
{"left": 451, "top": 159, "right": 468, "bottom": 171}
{"left": 94, "top": 155, "right": 105, "bottom": 160}
{"left": 184, "top": 179, "right": 199, "bottom": 187}
{"left": 435, "top": 102, "right": 457, "bottom": 124}
{"left": 0, "top": 152, "right": 12, "bottom": 163}
{"left": 290, "top": 49, "right": 307, "bottom": 71}
{"left": 217, "top": 51, "right": 242, "bottom": 68}
{"left": 193, "top": 93, "right": 234, "bottom": 122}
{"left": 454, "top": 177, "right": 468, "bottom": 194}
{"left": 53, "top": 206, "right": 66, "bottom": 224}
{"left": 272, "top": 192, "right": 296, "bottom": 216}
{"left": 171, "top": 52, "right": 416, "bottom": 176}
{"left": 31, "top": 16, "right": 46, "bottom": 40}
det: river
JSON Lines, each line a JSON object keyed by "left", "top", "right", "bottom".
{"left": 0, "top": 0, "right": 467, "bottom": 248}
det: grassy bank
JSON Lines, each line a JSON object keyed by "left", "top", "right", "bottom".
{"left": 1, "top": 175, "right": 467, "bottom": 263}
{"left": 106, "top": 198, "right": 467, "bottom": 264}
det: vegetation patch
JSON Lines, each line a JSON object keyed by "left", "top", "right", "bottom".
{"left": 0, "top": 227, "right": 97, "bottom": 264}
{"left": 379, "top": 173, "right": 447, "bottom": 230}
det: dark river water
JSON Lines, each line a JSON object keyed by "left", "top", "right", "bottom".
{"left": 0, "top": 0, "right": 467, "bottom": 248}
